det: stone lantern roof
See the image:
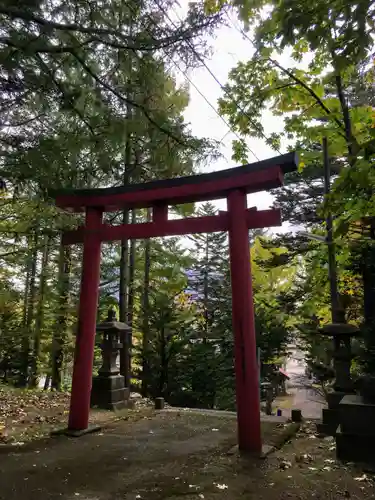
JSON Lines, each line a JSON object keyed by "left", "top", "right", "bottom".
{"left": 96, "top": 309, "right": 131, "bottom": 333}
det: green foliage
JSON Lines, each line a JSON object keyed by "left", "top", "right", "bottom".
{"left": 0, "top": 1, "right": 221, "bottom": 390}
{"left": 212, "top": 0, "right": 375, "bottom": 233}
{"left": 205, "top": 0, "right": 375, "bottom": 377}
{"left": 1, "top": 0, "right": 313, "bottom": 407}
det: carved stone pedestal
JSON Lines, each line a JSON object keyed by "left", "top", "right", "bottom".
{"left": 336, "top": 394, "right": 375, "bottom": 463}
{"left": 91, "top": 375, "right": 130, "bottom": 410}
{"left": 90, "top": 309, "right": 132, "bottom": 411}
{"left": 336, "top": 376, "right": 375, "bottom": 464}
{"left": 316, "top": 323, "right": 359, "bottom": 436}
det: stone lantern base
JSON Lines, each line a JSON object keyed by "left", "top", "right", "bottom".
{"left": 316, "top": 322, "right": 359, "bottom": 436}
{"left": 91, "top": 373, "right": 130, "bottom": 411}
{"left": 335, "top": 375, "right": 375, "bottom": 464}
{"left": 336, "top": 394, "right": 375, "bottom": 463}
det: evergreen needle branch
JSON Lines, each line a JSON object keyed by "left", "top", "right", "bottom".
{"left": 153, "top": 0, "right": 269, "bottom": 156}
{"left": 34, "top": 54, "right": 96, "bottom": 137}
{"left": 70, "top": 50, "right": 193, "bottom": 148}
{"left": 0, "top": 6, "right": 218, "bottom": 52}
{"left": 0, "top": 34, "right": 215, "bottom": 54}
{"left": 126, "top": 1, "right": 255, "bottom": 159}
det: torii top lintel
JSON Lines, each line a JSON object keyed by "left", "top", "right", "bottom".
{"left": 52, "top": 152, "right": 298, "bottom": 213}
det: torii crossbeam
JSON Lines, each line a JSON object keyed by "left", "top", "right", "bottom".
{"left": 52, "top": 151, "right": 298, "bottom": 453}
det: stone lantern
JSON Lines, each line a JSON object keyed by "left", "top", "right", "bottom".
{"left": 90, "top": 309, "right": 132, "bottom": 410}
{"left": 317, "top": 321, "right": 359, "bottom": 435}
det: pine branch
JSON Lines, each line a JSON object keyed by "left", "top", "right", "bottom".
{"left": 34, "top": 53, "right": 96, "bottom": 137}
{"left": 0, "top": 113, "right": 46, "bottom": 128}
{"left": 0, "top": 6, "right": 218, "bottom": 52}
{"left": 0, "top": 34, "right": 207, "bottom": 54}
{"left": 70, "top": 51, "right": 192, "bottom": 148}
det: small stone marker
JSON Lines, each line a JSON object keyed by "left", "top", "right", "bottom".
{"left": 155, "top": 397, "right": 165, "bottom": 410}
{"left": 291, "top": 409, "right": 302, "bottom": 423}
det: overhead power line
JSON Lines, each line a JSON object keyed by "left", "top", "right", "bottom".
{"left": 125, "top": 1, "right": 257, "bottom": 162}
{"left": 166, "top": 56, "right": 254, "bottom": 161}
{"left": 153, "top": 0, "right": 282, "bottom": 157}
{"left": 150, "top": 0, "right": 261, "bottom": 161}
{"left": 116, "top": 4, "right": 232, "bottom": 163}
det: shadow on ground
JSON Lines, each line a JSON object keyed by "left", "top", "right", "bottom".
{"left": 0, "top": 411, "right": 373, "bottom": 499}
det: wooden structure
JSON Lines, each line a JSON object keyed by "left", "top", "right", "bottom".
{"left": 52, "top": 151, "right": 298, "bottom": 452}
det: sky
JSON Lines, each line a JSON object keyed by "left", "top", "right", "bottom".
{"left": 172, "top": 5, "right": 296, "bottom": 233}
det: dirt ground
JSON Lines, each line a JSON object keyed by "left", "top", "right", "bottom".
{"left": 0, "top": 411, "right": 374, "bottom": 500}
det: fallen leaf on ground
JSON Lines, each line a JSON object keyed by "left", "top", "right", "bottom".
{"left": 279, "top": 460, "right": 292, "bottom": 470}
{"left": 214, "top": 483, "right": 228, "bottom": 490}
{"left": 354, "top": 474, "right": 368, "bottom": 481}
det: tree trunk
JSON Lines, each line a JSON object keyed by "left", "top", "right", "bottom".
{"left": 159, "top": 326, "right": 167, "bottom": 397}
{"left": 362, "top": 221, "right": 375, "bottom": 373}
{"left": 119, "top": 38, "right": 133, "bottom": 375}
{"left": 21, "top": 245, "right": 31, "bottom": 367}
{"left": 19, "top": 233, "right": 38, "bottom": 387}
{"left": 119, "top": 210, "right": 130, "bottom": 379}
{"left": 203, "top": 234, "right": 209, "bottom": 341}
{"left": 333, "top": 70, "right": 356, "bottom": 160}
{"left": 43, "top": 374, "right": 51, "bottom": 391}
{"left": 141, "top": 208, "right": 152, "bottom": 396}
{"left": 29, "top": 235, "right": 51, "bottom": 388}
{"left": 119, "top": 214, "right": 129, "bottom": 323}
{"left": 51, "top": 241, "right": 71, "bottom": 391}
{"left": 127, "top": 210, "right": 137, "bottom": 327}
{"left": 119, "top": 124, "right": 132, "bottom": 378}
{"left": 123, "top": 209, "right": 137, "bottom": 387}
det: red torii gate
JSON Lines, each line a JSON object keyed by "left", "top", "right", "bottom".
{"left": 53, "top": 151, "right": 297, "bottom": 453}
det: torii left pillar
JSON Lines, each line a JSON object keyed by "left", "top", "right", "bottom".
{"left": 68, "top": 207, "right": 103, "bottom": 431}
{"left": 228, "top": 190, "right": 262, "bottom": 453}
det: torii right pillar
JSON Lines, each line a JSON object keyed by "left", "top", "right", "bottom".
{"left": 227, "top": 189, "right": 262, "bottom": 453}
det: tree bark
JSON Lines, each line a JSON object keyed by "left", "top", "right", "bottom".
{"left": 19, "top": 232, "right": 38, "bottom": 387}
{"left": 43, "top": 374, "right": 51, "bottom": 390}
{"left": 334, "top": 72, "right": 356, "bottom": 160}
{"left": 141, "top": 208, "right": 152, "bottom": 396}
{"left": 51, "top": 241, "right": 71, "bottom": 390}
{"left": 203, "top": 234, "right": 209, "bottom": 341}
{"left": 159, "top": 326, "right": 167, "bottom": 397}
{"left": 119, "top": 122, "right": 132, "bottom": 377}
{"left": 122, "top": 209, "right": 136, "bottom": 387}
{"left": 119, "top": 210, "right": 130, "bottom": 379}
{"left": 119, "top": 211, "right": 130, "bottom": 324}
{"left": 29, "top": 235, "right": 51, "bottom": 388}
{"left": 363, "top": 221, "right": 375, "bottom": 327}
{"left": 119, "top": 28, "right": 133, "bottom": 376}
